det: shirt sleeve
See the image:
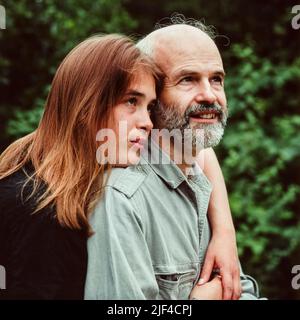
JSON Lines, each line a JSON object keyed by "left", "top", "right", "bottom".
{"left": 84, "top": 187, "right": 159, "bottom": 300}
{"left": 239, "top": 265, "right": 267, "bottom": 300}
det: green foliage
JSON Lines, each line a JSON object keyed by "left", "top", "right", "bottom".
{"left": 0, "top": 0, "right": 137, "bottom": 143}
{"left": 7, "top": 105, "right": 43, "bottom": 137}
{"left": 217, "top": 43, "right": 300, "bottom": 298}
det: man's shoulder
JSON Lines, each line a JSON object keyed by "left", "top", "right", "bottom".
{"left": 105, "top": 164, "right": 152, "bottom": 198}
{"left": 90, "top": 165, "right": 154, "bottom": 225}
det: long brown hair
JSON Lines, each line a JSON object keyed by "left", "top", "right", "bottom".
{"left": 0, "top": 34, "right": 161, "bottom": 233}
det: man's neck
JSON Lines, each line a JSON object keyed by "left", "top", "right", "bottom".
{"left": 153, "top": 134, "right": 195, "bottom": 176}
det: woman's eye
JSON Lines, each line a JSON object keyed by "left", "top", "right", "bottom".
{"left": 126, "top": 97, "right": 138, "bottom": 106}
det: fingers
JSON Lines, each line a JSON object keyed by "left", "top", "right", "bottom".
{"left": 221, "top": 269, "right": 234, "bottom": 300}
{"left": 232, "top": 269, "right": 242, "bottom": 300}
{"left": 197, "top": 254, "right": 214, "bottom": 286}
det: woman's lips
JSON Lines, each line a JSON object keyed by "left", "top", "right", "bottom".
{"left": 129, "top": 137, "right": 146, "bottom": 149}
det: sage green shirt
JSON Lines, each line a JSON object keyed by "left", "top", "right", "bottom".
{"left": 85, "top": 141, "right": 261, "bottom": 300}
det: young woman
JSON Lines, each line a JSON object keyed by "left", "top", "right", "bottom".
{"left": 0, "top": 34, "right": 161, "bottom": 299}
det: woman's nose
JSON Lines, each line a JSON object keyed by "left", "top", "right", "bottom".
{"left": 137, "top": 108, "right": 153, "bottom": 133}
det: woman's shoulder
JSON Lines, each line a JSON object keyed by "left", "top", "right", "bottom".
{"left": 0, "top": 164, "right": 32, "bottom": 187}
{"left": 0, "top": 164, "right": 39, "bottom": 212}
{"left": 0, "top": 165, "right": 87, "bottom": 299}
{"left": 0, "top": 164, "right": 53, "bottom": 231}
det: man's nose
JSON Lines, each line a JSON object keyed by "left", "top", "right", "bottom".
{"left": 194, "top": 80, "right": 217, "bottom": 105}
{"left": 136, "top": 108, "right": 153, "bottom": 133}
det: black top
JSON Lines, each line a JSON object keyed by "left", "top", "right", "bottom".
{"left": 0, "top": 165, "right": 88, "bottom": 299}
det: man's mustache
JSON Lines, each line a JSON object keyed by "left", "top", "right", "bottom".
{"left": 184, "top": 103, "right": 223, "bottom": 119}
{"left": 184, "top": 103, "right": 228, "bottom": 126}
{"left": 154, "top": 101, "right": 228, "bottom": 128}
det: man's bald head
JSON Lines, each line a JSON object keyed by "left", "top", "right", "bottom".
{"left": 137, "top": 20, "right": 215, "bottom": 59}
{"left": 138, "top": 24, "right": 222, "bottom": 79}
{"left": 137, "top": 19, "right": 228, "bottom": 150}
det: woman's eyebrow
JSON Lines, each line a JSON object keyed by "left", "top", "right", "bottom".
{"left": 125, "top": 90, "right": 145, "bottom": 97}
{"left": 126, "top": 90, "right": 157, "bottom": 103}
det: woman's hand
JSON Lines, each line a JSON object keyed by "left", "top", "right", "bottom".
{"left": 190, "top": 276, "right": 223, "bottom": 300}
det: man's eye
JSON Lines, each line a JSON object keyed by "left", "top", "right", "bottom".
{"left": 180, "top": 76, "right": 194, "bottom": 83}
{"left": 211, "top": 76, "right": 223, "bottom": 85}
{"left": 126, "top": 97, "right": 138, "bottom": 106}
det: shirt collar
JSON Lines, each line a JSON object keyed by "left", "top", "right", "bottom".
{"left": 140, "top": 138, "right": 188, "bottom": 189}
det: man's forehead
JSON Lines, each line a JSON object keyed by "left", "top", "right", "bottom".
{"left": 152, "top": 27, "right": 223, "bottom": 75}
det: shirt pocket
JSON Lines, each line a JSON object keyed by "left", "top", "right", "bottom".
{"left": 155, "top": 270, "right": 196, "bottom": 300}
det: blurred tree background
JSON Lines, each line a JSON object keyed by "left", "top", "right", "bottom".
{"left": 0, "top": 0, "right": 299, "bottom": 299}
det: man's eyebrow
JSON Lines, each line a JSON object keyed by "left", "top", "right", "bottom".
{"left": 173, "top": 69, "right": 199, "bottom": 79}
{"left": 213, "top": 70, "right": 226, "bottom": 77}
{"left": 173, "top": 69, "right": 226, "bottom": 79}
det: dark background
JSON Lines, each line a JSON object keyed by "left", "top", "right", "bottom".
{"left": 0, "top": 0, "right": 300, "bottom": 299}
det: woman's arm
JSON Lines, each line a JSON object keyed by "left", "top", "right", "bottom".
{"left": 197, "top": 148, "right": 241, "bottom": 300}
